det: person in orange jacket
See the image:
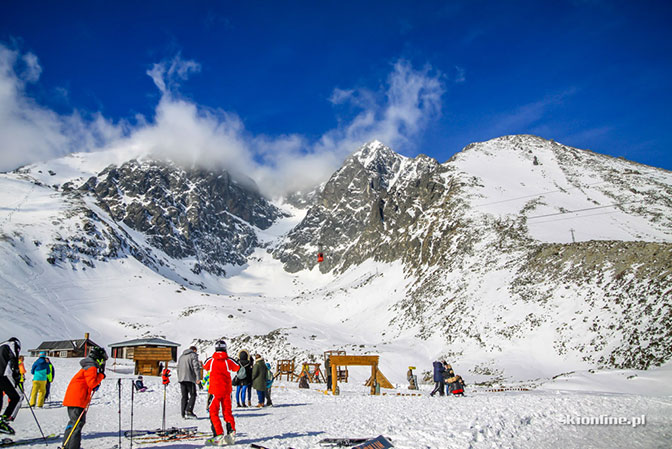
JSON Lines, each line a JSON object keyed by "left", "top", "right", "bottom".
{"left": 204, "top": 341, "right": 240, "bottom": 446}
{"left": 62, "top": 346, "right": 107, "bottom": 449}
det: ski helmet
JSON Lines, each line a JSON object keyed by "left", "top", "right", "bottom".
{"left": 215, "top": 340, "right": 227, "bottom": 352}
{"left": 89, "top": 346, "right": 108, "bottom": 363}
{"left": 8, "top": 337, "right": 20, "bottom": 356}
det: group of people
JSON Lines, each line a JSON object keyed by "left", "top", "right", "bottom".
{"left": 172, "top": 343, "right": 274, "bottom": 446}
{"left": 430, "top": 360, "right": 466, "bottom": 396}
{"left": 0, "top": 337, "right": 107, "bottom": 449}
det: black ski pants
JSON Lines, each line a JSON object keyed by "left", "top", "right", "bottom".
{"left": 0, "top": 376, "right": 20, "bottom": 420}
{"left": 430, "top": 380, "right": 445, "bottom": 396}
{"left": 179, "top": 381, "right": 197, "bottom": 416}
{"left": 63, "top": 406, "right": 86, "bottom": 449}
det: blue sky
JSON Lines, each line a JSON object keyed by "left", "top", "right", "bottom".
{"left": 1, "top": 0, "right": 671, "bottom": 192}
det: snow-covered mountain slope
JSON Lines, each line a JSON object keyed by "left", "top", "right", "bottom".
{"left": 1, "top": 135, "right": 670, "bottom": 387}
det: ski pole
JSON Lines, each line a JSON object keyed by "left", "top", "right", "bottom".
{"left": 118, "top": 378, "right": 122, "bottom": 449}
{"left": 18, "top": 384, "right": 48, "bottom": 444}
{"left": 162, "top": 383, "right": 166, "bottom": 431}
{"left": 130, "top": 380, "right": 134, "bottom": 449}
{"left": 62, "top": 390, "right": 95, "bottom": 449}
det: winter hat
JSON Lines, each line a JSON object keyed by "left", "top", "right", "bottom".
{"left": 215, "top": 340, "right": 227, "bottom": 352}
{"left": 39, "top": 351, "right": 46, "bottom": 357}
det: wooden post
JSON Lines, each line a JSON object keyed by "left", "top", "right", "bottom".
{"left": 370, "top": 363, "right": 377, "bottom": 395}
{"left": 331, "top": 363, "right": 337, "bottom": 394}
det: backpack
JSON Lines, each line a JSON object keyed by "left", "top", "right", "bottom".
{"left": 236, "top": 365, "right": 247, "bottom": 380}
{"left": 266, "top": 367, "right": 273, "bottom": 381}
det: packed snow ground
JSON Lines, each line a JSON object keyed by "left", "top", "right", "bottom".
{"left": 8, "top": 357, "right": 672, "bottom": 449}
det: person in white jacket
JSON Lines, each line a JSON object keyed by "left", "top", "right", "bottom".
{"left": 177, "top": 346, "right": 202, "bottom": 419}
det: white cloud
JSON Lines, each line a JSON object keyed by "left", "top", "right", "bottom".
{"left": 1, "top": 47, "right": 444, "bottom": 198}
{"left": 0, "top": 44, "right": 123, "bottom": 172}
{"left": 147, "top": 54, "right": 201, "bottom": 95}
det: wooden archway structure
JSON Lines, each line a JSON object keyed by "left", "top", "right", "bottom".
{"left": 330, "top": 355, "right": 383, "bottom": 395}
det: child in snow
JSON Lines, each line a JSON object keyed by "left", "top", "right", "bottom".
{"left": 134, "top": 375, "right": 148, "bottom": 392}
{"left": 17, "top": 355, "right": 26, "bottom": 391}
{"left": 204, "top": 341, "right": 240, "bottom": 446}
{"left": 264, "top": 361, "right": 274, "bottom": 406}
{"left": 62, "top": 346, "right": 107, "bottom": 449}
{"left": 446, "top": 374, "right": 466, "bottom": 396}
{"left": 45, "top": 358, "right": 55, "bottom": 401}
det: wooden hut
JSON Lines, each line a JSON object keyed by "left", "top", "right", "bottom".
{"left": 29, "top": 333, "right": 99, "bottom": 358}
{"left": 108, "top": 338, "right": 180, "bottom": 376}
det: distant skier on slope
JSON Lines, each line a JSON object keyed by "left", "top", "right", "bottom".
{"left": 204, "top": 341, "right": 240, "bottom": 446}
{"left": 0, "top": 338, "right": 22, "bottom": 435}
{"left": 61, "top": 346, "right": 107, "bottom": 449}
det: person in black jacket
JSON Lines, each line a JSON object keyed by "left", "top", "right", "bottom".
{"left": 0, "top": 338, "right": 22, "bottom": 435}
{"left": 429, "top": 360, "right": 445, "bottom": 397}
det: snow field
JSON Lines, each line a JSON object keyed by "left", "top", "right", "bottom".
{"left": 8, "top": 357, "right": 672, "bottom": 449}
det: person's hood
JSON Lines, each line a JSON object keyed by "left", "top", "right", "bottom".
{"left": 182, "top": 348, "right": 196, "bottom": 356}
{"left": 80, "top": 356, "right": 98, "bottom": 370}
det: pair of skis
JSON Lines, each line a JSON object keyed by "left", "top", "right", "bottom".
{"left": 0, "top": 434, "right": 60, "bottom": 447}
{"left": 252, "top": 436, "right": 393, "bottom": 448}
{"left": 125, "top": 426, "right": 210, "bottom": 445}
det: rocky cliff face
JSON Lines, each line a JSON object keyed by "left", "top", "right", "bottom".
{"left": 272, "top": 141, "right": 462, "bottom": 273}
{"left": 47, "top": 158, "right": 285, "bottom": 277}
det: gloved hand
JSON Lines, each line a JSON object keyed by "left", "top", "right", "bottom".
{"left": 93, "top": 385, "right": 100, "bottom": 392}
{"left": 12, "top": 370, "right": 21, "bottom": 386}
{"left": 198, "top": 382, "right": 203, "bottom": 390}
{"left": 98, "top": 363, "right": 106, "bottom": 375}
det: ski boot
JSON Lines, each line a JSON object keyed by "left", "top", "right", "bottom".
{"left": 205, "top": 434, "right": 227, "bottom": 446}
{"left": 224, "top": 431, "right": 236, "bottom": 445}
{"left": 0, "top": 416, "right": 15, "bottom": 435}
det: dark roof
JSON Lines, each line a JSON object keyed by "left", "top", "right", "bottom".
{"left": 108, "top": 338, "right": 181, "bottom": 348}
{"left": 31, "top": 338, "right": 100, "bottom": 352}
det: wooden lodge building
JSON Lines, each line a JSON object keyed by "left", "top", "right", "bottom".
{"left": 29, "top": 333, "right": 100, "bottom": 358}
{"left": 109, "top": 337, "right": 180, "bottom": 376}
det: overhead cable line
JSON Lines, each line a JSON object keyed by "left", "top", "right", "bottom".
{"left": 473, "top": 181, "right": 606, "bottom": 207}
{"left": 526, "top": 201, "right": 639, "bottom": 220}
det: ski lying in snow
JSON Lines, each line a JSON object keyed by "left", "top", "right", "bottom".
{"left": 125, "top": 426, "right": 198, "bottom": 438}
{"left": 1, "top": 434, "right": 60, "bottom": 447}
{"left": 319, "top": 436, "right": 393, "bottom": 447}
{"left": 250, "top": 445, "right": 298, "bottom": 449}
{"left": 132, "top": 432, "right": 211, "bottom": 445}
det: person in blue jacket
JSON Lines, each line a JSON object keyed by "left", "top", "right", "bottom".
{"left": 264, "top": 362, "right": 274, "bottom": 406}
{"left": 30, "top": 352, "right": 50, "bottom": 407}
{"left": 429, "top": 360, "right": 445, "bottom": 397}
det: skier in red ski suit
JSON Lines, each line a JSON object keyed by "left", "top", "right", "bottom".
{"left": 204, "top": 341, "right": 240, "bottom": 443}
